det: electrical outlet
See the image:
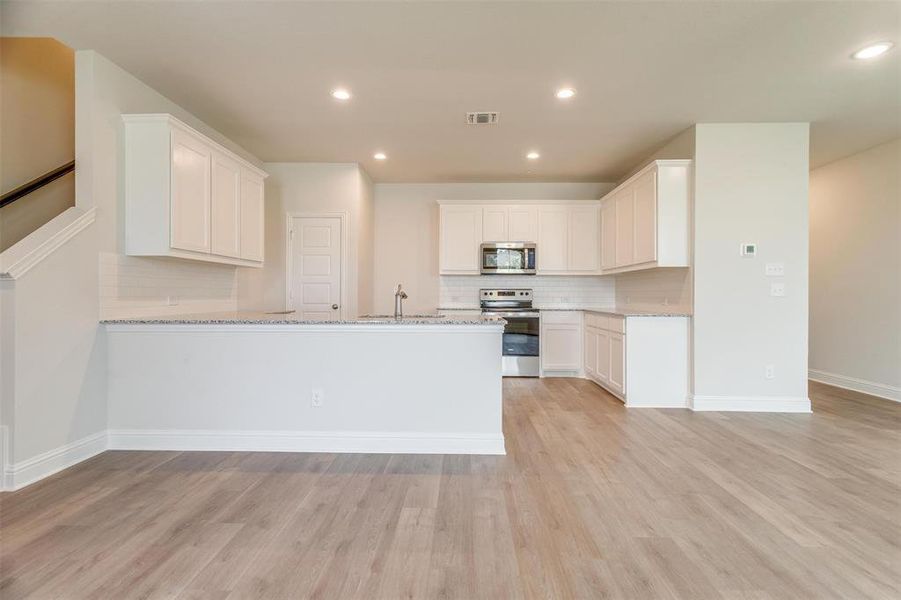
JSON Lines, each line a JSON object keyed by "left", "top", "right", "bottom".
{"left": 311, "top": 389, "right": 324, "bottom": 407}
{"left": 765, "top": 263, "right": 785, "bottom": 276}
{"left": 167, "top": 295, "right": 179, "bottom": 306}
{"left": 765, "top": 365, "right": 775, "bottom": 379}
{"left": 770, "top": 282, "right": 785, "bottom": 297}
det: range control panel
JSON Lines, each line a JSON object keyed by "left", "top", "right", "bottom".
{"left": 480, "top": 289, "right": 532, "bottom": 301}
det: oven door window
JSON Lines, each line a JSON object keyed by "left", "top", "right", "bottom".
{"left": 503, "top": 317, "right": 539, "bottom": 357}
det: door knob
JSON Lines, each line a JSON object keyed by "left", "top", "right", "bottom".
{"left": 332, "top": 304, "right": 339, "bottom": 310}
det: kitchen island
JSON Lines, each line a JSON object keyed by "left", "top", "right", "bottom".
{"left": 103, "top": 312, "right": 505, "bottom": 455}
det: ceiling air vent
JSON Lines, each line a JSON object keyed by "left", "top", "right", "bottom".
{"left": 466, "top": 112, "right": 499, "bottom": 125}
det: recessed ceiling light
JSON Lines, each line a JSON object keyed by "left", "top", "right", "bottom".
{"left": 373, "top": 152, "right": 387, "bottom": 160}
{"left": 556, "top": 88, "right": 576, "bottom": 99}
{"left": 526, "top": 151, "right": 540, "bottom": 160}
{"left": 331, "top": 88, "right": 351, "bottom": 100}
{"left": 852, "top": 42, "right": 894, "bottom": 60}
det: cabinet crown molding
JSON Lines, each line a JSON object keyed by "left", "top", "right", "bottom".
{"left": 122, "top": 113, "right": 268, "bottom": 179}
{"left": 605, "top": 159, "right": 692, "bottom": 200}
{"left": 437, "top": 199, "right": 600, "bottom": 206}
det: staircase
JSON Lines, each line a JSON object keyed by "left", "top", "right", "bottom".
{"left": 0, "top": 36, "right": 76, "bottom": 253}
{"left": 0, "top": 161, "right": 75, "bottom": 252}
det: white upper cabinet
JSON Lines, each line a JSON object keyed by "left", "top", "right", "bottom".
{"left": 600, "top": 159, "right": 691, "bottom": 274}
{"left": 170, "top": 128, "right": 212, "bottom": 253}
{"left": 439, "top": 201, "right": 601, "bottom": 275}
{"left": 614, "top": 189, "right": 634, "bottom": 267}
{"left": 481, "top": 205, "right": 538, "bottom": 242}
{"left": 482, "top": 207, "right": 508, "bottom": 242}
{"left": 508, "top": 206, "right": 539, "bottom": 242}
{"left": 240, "top": 170, "right": 265, "bottom": 262}
{"left": 439, "top": 205, "right": 482, "bottom": 274}
{"left": 124, "top": 114, "right": 267, "bottom": 267}
{"left": 567, "top": 204, "right": 600, "bottom": 272}
{"left": 210, "top": 150, "right": 241, "bottom": 258}
{"left": 537, "top": 207, "right": 569, "bottom": 272}
{"left": 601, "top": 199, "right": 616, "bottom": 270}
{"left": 632, "top": 169, "right": 657, "bottom": 265}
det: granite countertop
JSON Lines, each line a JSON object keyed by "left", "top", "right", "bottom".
{"left": 438, "top": 306, "right": 691, "bottom": 317}
{"left": 102, "top": 311, "right": 505, "bottom": 326}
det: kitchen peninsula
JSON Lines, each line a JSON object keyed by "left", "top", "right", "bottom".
{"left": 102, "top": 313, "right": 506, "bottom": 455}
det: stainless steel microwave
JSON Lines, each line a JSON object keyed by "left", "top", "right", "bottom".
{"left": 480, "top": 242, "right": 536, "bottom": 275}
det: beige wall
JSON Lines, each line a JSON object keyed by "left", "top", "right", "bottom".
{"left": 3, "top": 49, "right": 264, "bottom": 471}
{"left": 372, "top": 182, "right": 614, "bottom": 315}
{"left": 809, "top": 139, "right": 900, "bottom": 397}
{"left": 0, "top": 37, "right": 75, "bottom": 250}
{"left": 692, "top": 123, "right": 810, "bottom": 404}
{"left": 236, "top": 163, "right": 374, "bottom": 316}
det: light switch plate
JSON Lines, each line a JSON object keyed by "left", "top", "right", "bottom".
{"left": 765, "top": 263, "right": 785, "bottom": 276}
{"left": 770, "top": 282, "right": 785, "bottom": 297}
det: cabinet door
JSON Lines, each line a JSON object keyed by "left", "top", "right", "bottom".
{"left": 601, "top": 199, "right": 616, "bottom": 270}
{"left": 508, "top": 206, "right": 539, "bottom": 242}
{"left": 211, "top": 151, "right": 242, "bottom": 258}
{"left": 568, "top": 205, "right": 600, "bottom": 272}
{"left": 596, "top": 328, "right": 610, "bottom": 383}
{"left": 440, "top": 206, "right": 482, "bottom": 273}
{"left": 170, "top": 128, "right": 211, "bottom": 253}
{"left": 614, "top": 190, "right": 634, "bottom": 267}
{"left": 542, "top": 324, "right": 582, "bottom": 371}
{"left": 609, "top": 332, "right": 625, "bottom": 395}
{"left": 538, "top": 207, "right": 568, "bottom": 272}
{"left": 584, "top": 327, "right": 597, "bottom": 379}
{"left": 482, "top": 207, "right": 508, "bottom": 242}
{"left": 240, "top": 170, "right": 265, "bottom": 261}
{"left": 633, "top": 169, "right": 657, "bottom": 265}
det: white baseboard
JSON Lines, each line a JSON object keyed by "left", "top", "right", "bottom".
{"left": 108, "top": 429, "right": 507, "bottom": 456}
{"left": 4, "top": 431, "right": 108, "bottom": 491}
{"left": 626, "top": 399, "right": 688, "bottom": 409}
{"left": 689, "top": 395, "right": 811, "bottom": 413}
{"left": 809, "top": 369, "right": 900, "bottom": 403}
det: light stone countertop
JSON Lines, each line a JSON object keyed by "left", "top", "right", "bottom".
{"left": 101, "top": 311, "right": 505, "bottom": 326}
{"left": 438, "top": 306, "right": 692, "bottom": 317}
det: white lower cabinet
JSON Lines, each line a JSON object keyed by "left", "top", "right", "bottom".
{"left": 541, "top": 311, "right": 582, "bottom": 372}
{"left": 608, "top": 332, "right": 625, "bottom": 395}
{"left": 582, "top": 311, "right": 689, "bottom": 408}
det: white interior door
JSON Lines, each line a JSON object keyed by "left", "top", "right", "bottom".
{"left": 289, "top": 216, "right": 342, "bottom": 320}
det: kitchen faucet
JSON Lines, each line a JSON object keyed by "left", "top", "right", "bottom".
{"left": 394, "top": 284, "right": 408, "bottom": 319}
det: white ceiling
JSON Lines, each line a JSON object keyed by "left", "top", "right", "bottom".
{"left": 2, "top": 1, "right": 899, "bottom": 182}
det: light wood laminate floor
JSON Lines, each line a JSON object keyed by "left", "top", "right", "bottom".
{"left": 1, "top": 379, "right": 899, "bottom": 599}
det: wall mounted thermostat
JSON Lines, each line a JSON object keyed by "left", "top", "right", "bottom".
{"left": 740, "top": 243, "right": 757, "bottom": 257}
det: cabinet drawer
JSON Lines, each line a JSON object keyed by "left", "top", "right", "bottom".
{"left": 584, "top": 313, "right": 608, "bottom": 331}
{"left": 608, "top": 315, "right": 625, "bottom": 334}
{"left": 541, "top": 311, "right": 581, "bottom": 325}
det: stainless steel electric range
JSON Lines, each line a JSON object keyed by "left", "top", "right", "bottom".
{"left": 480, "top": 288, "right": 539, "bottom": 377}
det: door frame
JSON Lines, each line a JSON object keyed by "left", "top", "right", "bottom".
{"left": 285, "top": 211, "right": 349, "bottom": 319}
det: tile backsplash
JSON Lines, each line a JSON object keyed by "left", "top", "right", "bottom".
{"left": 439, "top": 275, "right": 615, "bottom": 309}
{"left": 614, "top": 268, "right": 692, "bottom": 311}
{"left": 100, "top": 252, "right": 237, "bottom": 319}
